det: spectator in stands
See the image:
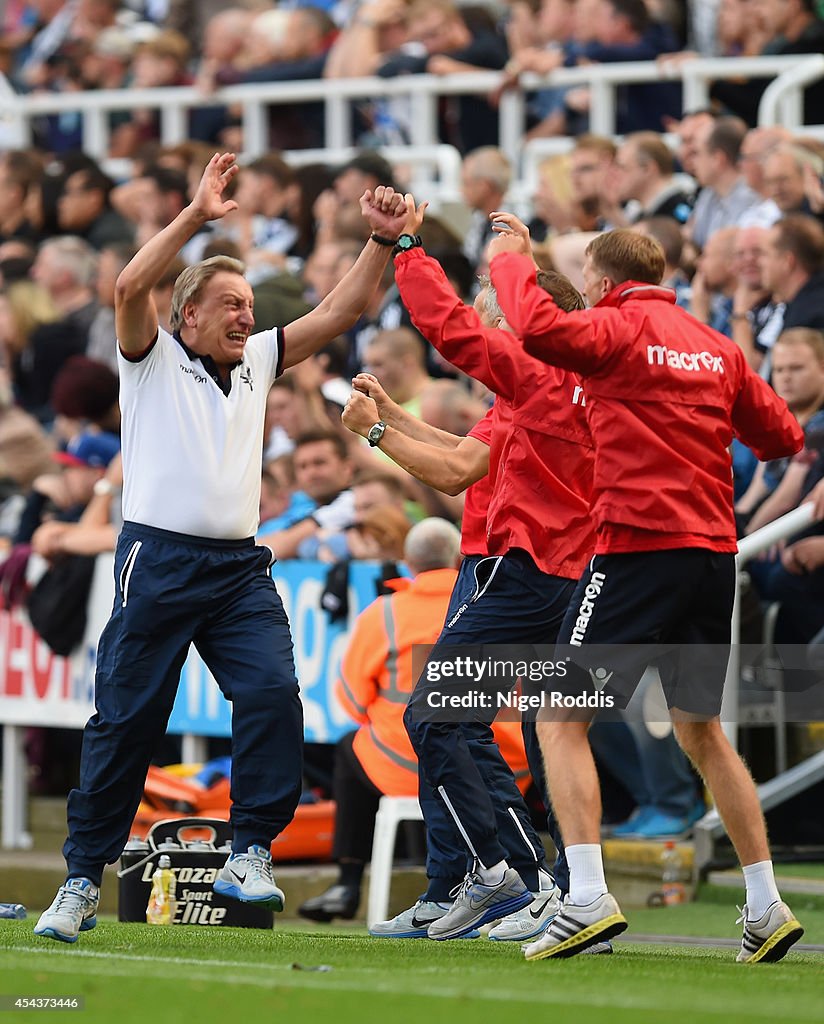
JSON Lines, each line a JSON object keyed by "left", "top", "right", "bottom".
{"left": 711, "top": 0, "right": 824, "bottom": 126}
{"left": 31, "top": 450, "right": 123, "bottom": 561}
{"left": 85, "top": 241, "right": 135, "bottom": 373}
{"left": 49, "top": 355, "right": 120, "bottom": 438}
{"left": 56, "top": 162, "right": 134, "bottom": 251}
{"left": 633, "top": 217, "right": 690, "bottom": 306}
{"left": 566, "top": 134, "right": 622, "bottom": 233}
{"left": 376, "top": 0, "right": 509, "bottom": 152}
{"left": 362, "top": 328, "right": 435, "bottom": 418}
{"left": 688, "top": 116, "right": 763, "bottom": 249}
{"left": 737, "top": 328, "right": 824, "bottom": 525}
{"left": 763, "top": 144, "right": 824, "bottom": 220}
{"left": 164, "top": 0, "right": 269, "bottom": 53}
{"left": 460, "top": 147, "right": 513, "bottom": 270}
{"left": 737, "top": 126, "right": 790, "bottom": 227}
{"left": 18, "top": 237, "right": 99, "bottom": 420}
{"left": 78, "top": 24, "right": 135, "bottom": 91}
{"left": 119, "top": 166, "right": 190, "bottom": 250}
{"left": 760, "top": 214, "right": 824, "bottom": 332}
{"left": 670, "top": 109, "right": 716, "bottom": 180}
{"left": 0, "top": 365, "right": 54, "bottom": 493}
{"left": 729, "top": 226, "right": 785, "bottom": 371}
{"left": 0, "top": 150, "right": 43, "bottom": 247}
{"left": 741, "top": 328, "right": 824, "bottom": 534}
{"left": 259, "top": 430, "right": 355, "bottom": 559}
{"left": 312, "top": 153, "right": 396, "bottom": 252}
{"left": 109, "top": 31, "right": 193, "bottom": 158}
{"left": 193, "top": 7, "right": 257, "bottom": 93}
{"left": 13, "top": 429, "right": 120, "bottom": 546}
{"left": 615, "top": 131, "right": 694, "bottom": 225}
{"left": 303, "top": 240, "right": 362, "bottom": 305}
{"left": 232, "top": 155, "right": 299, "bottom": 285}
{"left": 567, "top": 0, "right": 681, "bottom": 134}
{"left": 0, "top": 278, "right": 57, "bottom": 370}
{"left": 688, "top": 226, "right": 739, "bottom": 334}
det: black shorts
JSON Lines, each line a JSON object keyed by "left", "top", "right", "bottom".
{"left": 553, "top": 548, "right": 736, "bottom": 718}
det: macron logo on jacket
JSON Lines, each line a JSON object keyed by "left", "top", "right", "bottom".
{"left": 647, "top": 345, "right": 725, "bottom": 374}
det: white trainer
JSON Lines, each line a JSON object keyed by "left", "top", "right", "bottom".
{"left": 368, "top": 899, "right": 477, "bottom": 939}
{"left": 736, "top": 901, "right": 803, "bottom": 963}
{"left": 33, "top": 878, "right": 99, "bottom": 944}
{"left": 524, "top": 891, "right": 627, "bottom": 960}
{"left": 213, "top": 844, "right": 284, "bottom": 910}
{"left": 488, "top": 869, "right": 561, "bottom": 942}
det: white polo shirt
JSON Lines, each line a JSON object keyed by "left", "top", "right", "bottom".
{"left": 118, "top": 326, "right": 283, "bottom": 539}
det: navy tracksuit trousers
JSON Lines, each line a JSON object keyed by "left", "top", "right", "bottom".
{"left": 64, "top": 523, "right": 304, "bottom": 885}
{"left": 408, "top": 551, "right": 571, "bottom": 896}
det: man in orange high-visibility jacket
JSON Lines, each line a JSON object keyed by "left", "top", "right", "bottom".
{"left": 298, "top": 517, "right": 532, "bottom": 922}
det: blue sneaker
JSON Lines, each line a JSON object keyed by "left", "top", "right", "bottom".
{"left": 686, "top": 799, "right": 706, "bottom": 828}
{"left": 630, "top": 810, "right": 688, "bottom": 840}
{"left": 610, "top": 807, "right": 655, "bottom": 838}
{"left": 214, "top": 845, "right": 284, "bottom": 910}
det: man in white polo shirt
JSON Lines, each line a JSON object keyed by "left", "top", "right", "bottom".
{"left": 34, "top": 152, "right": 409, "bottom": 943}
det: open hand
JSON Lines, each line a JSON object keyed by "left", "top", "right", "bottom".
{"left": 487, "top": 230, "right": 531, "bottom": 262}
{"left": 488, "top": 211, "right": 532, "bottom": 256}
{"left": 190, "top": 153, "right": 239, "bottom": 223}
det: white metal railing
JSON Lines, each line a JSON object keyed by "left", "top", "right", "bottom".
{"left": 722, "top": 501, "right": 819, "bottom": 747}
{"left": 2, "top": 54, "right": 823, "bottom": 171}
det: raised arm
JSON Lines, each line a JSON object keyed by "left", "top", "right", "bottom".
{"left": 342, "top": 390, "right": 489, "bottom": 496}
{"left": 280, "top": 186, "right": 408, "bottom": 370}
{"left": 115, "top": 152, "right": 239, "bottom": 355}
{"left": 352, "top": 373, "right": 463, "bottom": 450}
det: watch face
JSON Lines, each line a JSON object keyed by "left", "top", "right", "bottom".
{"left": 398, "top": 234, "right": 415, "bottom": 250}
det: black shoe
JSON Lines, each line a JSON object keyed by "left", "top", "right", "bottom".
{"left": 298, "top": 884, "right": 360, "bottom": 922}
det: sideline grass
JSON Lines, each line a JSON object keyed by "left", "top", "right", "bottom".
{"left": 1, "top": 907, "right": 822, "bottom": 1024}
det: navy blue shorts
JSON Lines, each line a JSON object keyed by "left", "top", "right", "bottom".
{"left": 554, "top": 548, "right": 736, "bottom": 717}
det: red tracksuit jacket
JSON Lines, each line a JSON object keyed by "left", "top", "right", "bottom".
{"left": 395, "top": 248, "right": 594, "bottom": 580}
{"left": 490, "top": 253, "right": 805, "bottom": 554}
{"left": 461, "top": 406, "right": 495, "bottom": 557}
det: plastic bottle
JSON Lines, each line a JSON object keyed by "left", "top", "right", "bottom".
{"left": 0, "top": 903, "right": 26, "bottom": 920}
{"left": 146, "top": 854, "right": 177, "bottom": 925}
{"left": 661, "top": 841, "right": 687, "bottom": 905}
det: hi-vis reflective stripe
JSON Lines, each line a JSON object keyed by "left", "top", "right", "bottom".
{"left": 338, "top": 671, "right": 367, "bottom": 717}
{"left": 368, "top": 725, "right": 417, "bottom": 774}
{"left": 120, "top": 540, "right": 142, "bottom": 607}
{"left": 380, "top": 598, "right": 407, "bottom": 704}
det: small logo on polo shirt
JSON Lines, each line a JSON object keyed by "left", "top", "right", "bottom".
{"left": 239, "top": 365, "right": 254, "bottom": 391}
{"left": 180, "top": 364, "right": 207, "bottom": 384}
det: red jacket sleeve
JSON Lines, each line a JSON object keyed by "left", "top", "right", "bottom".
{"left": 395, "top": 248, "right": 524, "bottom": 400}
{"left": 731, "top": 359, "right": 805, "bottom": 461}
{"left": 490, "top": 252, "right": 618, "bottom": 375}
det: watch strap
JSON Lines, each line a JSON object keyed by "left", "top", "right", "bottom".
{"left": 370, "top": 232, "right": 397, "bottom": 247}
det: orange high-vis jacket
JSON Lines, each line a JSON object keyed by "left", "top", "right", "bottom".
{"left": 335, "top": 568, "right": 530, "bottom": 797}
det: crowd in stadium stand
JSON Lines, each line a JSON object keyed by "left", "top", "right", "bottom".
{"left": 1, "top": 0, "right": 823, "bottom": 830}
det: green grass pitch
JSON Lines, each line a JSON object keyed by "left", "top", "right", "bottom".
{"left": 1, "top": 903, "right": 822, "bottom": 1024}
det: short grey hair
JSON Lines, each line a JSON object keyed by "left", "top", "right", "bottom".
{"left": 169, "top": 255, "right": 246, "bottom": 331}
{"left": 38, "top": 236, "right": 98, "bottom": 288}
{"left": 477, "top": 274, "right": 504, "bottom": 322}
{"left": 404, "top": 517, "right": 461, "bottom": 573}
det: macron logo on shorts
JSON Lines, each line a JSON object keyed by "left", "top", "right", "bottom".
{"left": 570, "top": 571, "right": 606, "bottom": 647}
{"left": 647, "top": 345, "right": 724, "bottom": 374}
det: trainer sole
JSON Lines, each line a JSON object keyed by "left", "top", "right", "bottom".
{"left": 213, "top": 881, "right": 284, "bottom": 912}
{"left": 429, "top": 891, "right": 533, "bottom": 941}
{"left": 743, "top": 921, "right": 804, "bottom": 964}
{"left": 33, "top": 917, "right": 96, "bottom": 944}
{"left": 524, "top": 913, "right": 628, "bottom": 960}
{"left": 368, "top": 928, "right": 481, "bottom": 939}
